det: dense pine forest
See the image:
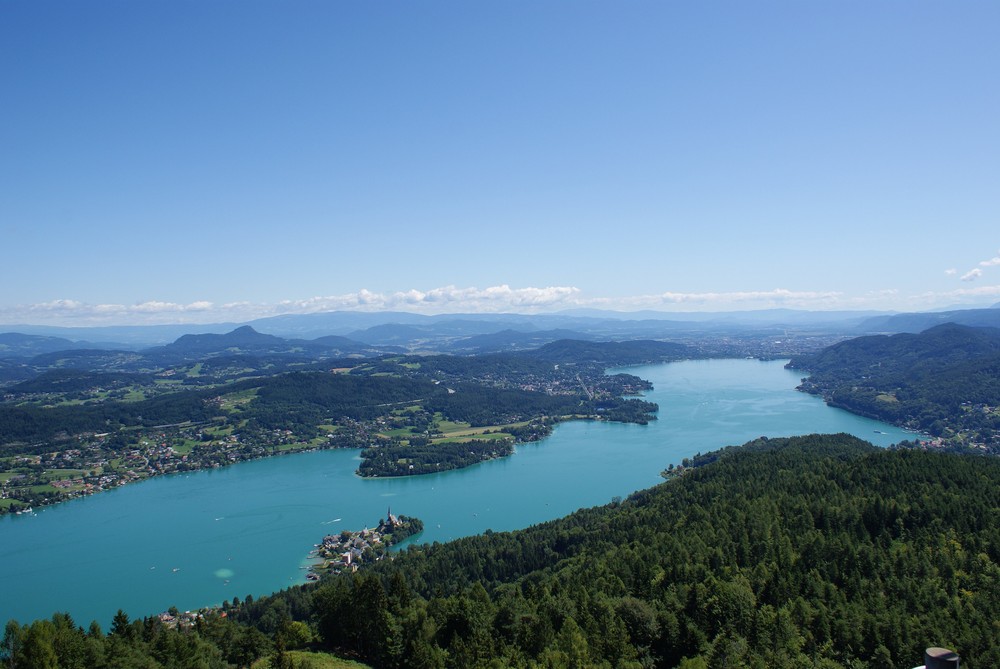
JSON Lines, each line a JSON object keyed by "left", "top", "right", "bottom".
{"left": 5, "top": 434, "right": 998, "bottom": 668}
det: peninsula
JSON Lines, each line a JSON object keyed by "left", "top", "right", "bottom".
{"left": 307, "top": 511, "right": 423, "bottom": 579}
{"left": 1, "top": 338, "right": 677, "bottom": 514}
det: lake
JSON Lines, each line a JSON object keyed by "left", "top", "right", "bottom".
{"left": 0, "top": 359, "right": 914, "bottom": 627}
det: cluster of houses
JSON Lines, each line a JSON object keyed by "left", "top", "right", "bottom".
{"left": 307, "top": 510, "right": 406, "bottom": 579}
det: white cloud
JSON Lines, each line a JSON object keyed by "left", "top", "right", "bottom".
{"left": 979, "top": 256, "right": 1000, "bottom": 267}
{"left": 262, "top": 286, "right": 580, "bottom": 315}
{"left": 5, "top": 283, "right": 998, "bottom": 328}
{"left": 0, "top": 286, "right": 582, "bottom": 325}
{"left": 944, "top": 268, "right": 958, "bottom": 276}
{"left": 582, "top": 288, "right": 846, "bottom": 311}
{"left": 657, "top": 288, "right": 842, "bottom": 305}
{"left": 8, "top": 299, "right": 225, "bottom": 325}
{"left": 961, "top": 268, "right": 983, "bottom": 282}
{"left": 913, "top": 284, "right": 1000, "bottom": 305}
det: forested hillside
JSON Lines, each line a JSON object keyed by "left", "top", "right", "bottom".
{"left": 787, "top": 324, "right": 1000, "bottom": 449}
{"left": 8, "top": 434, "right": 996, "bottom": 668}
{"left": 298, "top": 434, "right": 998, "bottom": 668}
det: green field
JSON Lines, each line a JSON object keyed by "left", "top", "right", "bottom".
{"left": 251, "top": 650, "right": 371, "bottom": 669}
{"left": 379, "top": 427, "right": 418, "bottom": 438}
{"left": 373, "top": 414, "right": 524, "bottom": 444}
{"left": 275, "top": 442, "right": 311, "bottom": 452}
{"left": 435, "top": 432, "right": 513, "bottom": 444}
{"left": 219, "top": 388, "right": 259, "bottom": 411}
{"left": 29, "top": 484, "right": 59, "bottom": 494}
{"left": 171, "top": 439, "right": 200, "bottom": 455}
{"left": 434, "top": 418, "right": 471, "bottom": 433}
{"left": 122, "top": 389, "right": 147, "bottom": 402}
{"left": 40, "top": 469, "right": 89, "bottom": 482}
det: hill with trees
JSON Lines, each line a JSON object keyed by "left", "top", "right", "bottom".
{"left": 856, "top": 307, "right": 1000, "bottom": 334}
{"left": 0, "top": 333, "right": 92, "bottom": 358}
{"left": 787, "top": 324, "right": 1000, "bottom": 450}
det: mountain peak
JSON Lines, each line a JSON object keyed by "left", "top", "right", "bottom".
{"left": 226, "top": 325, "right": 266, "bottom": 340}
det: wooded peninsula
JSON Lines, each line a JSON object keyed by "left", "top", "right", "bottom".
{"left": 1, "top": 337, "right": 675, "bottom": 514}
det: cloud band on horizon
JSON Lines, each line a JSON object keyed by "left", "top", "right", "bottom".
{"left": 3, "top": 283, "right": 1000, "bottom": 327}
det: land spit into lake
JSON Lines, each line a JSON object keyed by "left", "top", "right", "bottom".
{"left": 307, "top": 511, "right": 423, "bottom": 580}
{"left": 1, "top": 354, "right": 659, "bottom": 514}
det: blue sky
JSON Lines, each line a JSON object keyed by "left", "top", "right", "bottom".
{"left": 3, "top": 1, "right": 999, "bottom": 325}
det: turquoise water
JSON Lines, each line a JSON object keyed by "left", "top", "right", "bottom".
{"left": 0, "top": 359, "right": 913, "bottom": 627}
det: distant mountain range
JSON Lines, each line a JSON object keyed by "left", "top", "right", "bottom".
{"left": 3, "top": 304, "right": 1000, "bottom": 370}
{"left": 0, "top": 332, "right": 100, "bottom": 358}
{"left": 0, "top": 326, "right": 401, "bottom": 386}
{"left": 445, "top": 329, "right": 596, "bottom": 354}
{"left": 141, "top": 325, "right": 389, "bottom": 364}
{"left": 855, "top": 307, "right": 1000, "bottom": 333}
{"left": 0, "top": 307, "right": 898, "bottom": 348}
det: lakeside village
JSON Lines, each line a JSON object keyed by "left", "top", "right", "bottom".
{"left": 151, "top": 511, "right": 423, "bottom": 631}
{"left": 0, "top": 425, "right": 317, "bottom": 515}
{"left": 306, "top": 509, "right": 423, "bottom": 580}
{"left": 0, "top": 410, "right": 553, "bottom": 515}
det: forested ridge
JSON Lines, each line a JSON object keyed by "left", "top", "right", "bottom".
{"left": 6, "top": 434, "right": 998, "bottom": 668}
{"left": 788, "top": 324, "right": 1000, "bottom": 448}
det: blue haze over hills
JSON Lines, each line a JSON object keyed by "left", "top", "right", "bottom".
{"left": 2, "top": 305, "right": 1000, "bottom": 353}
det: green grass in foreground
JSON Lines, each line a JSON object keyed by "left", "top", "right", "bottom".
{"left": 251, "top": 650, "right": 371, "bottom": 669}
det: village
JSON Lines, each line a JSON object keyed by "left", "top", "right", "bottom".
{"left": 0, "top": 424, "right": 323, "bottom": 514}
{"left": 306, "top": 510, "right": 423, "bottom": 580}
